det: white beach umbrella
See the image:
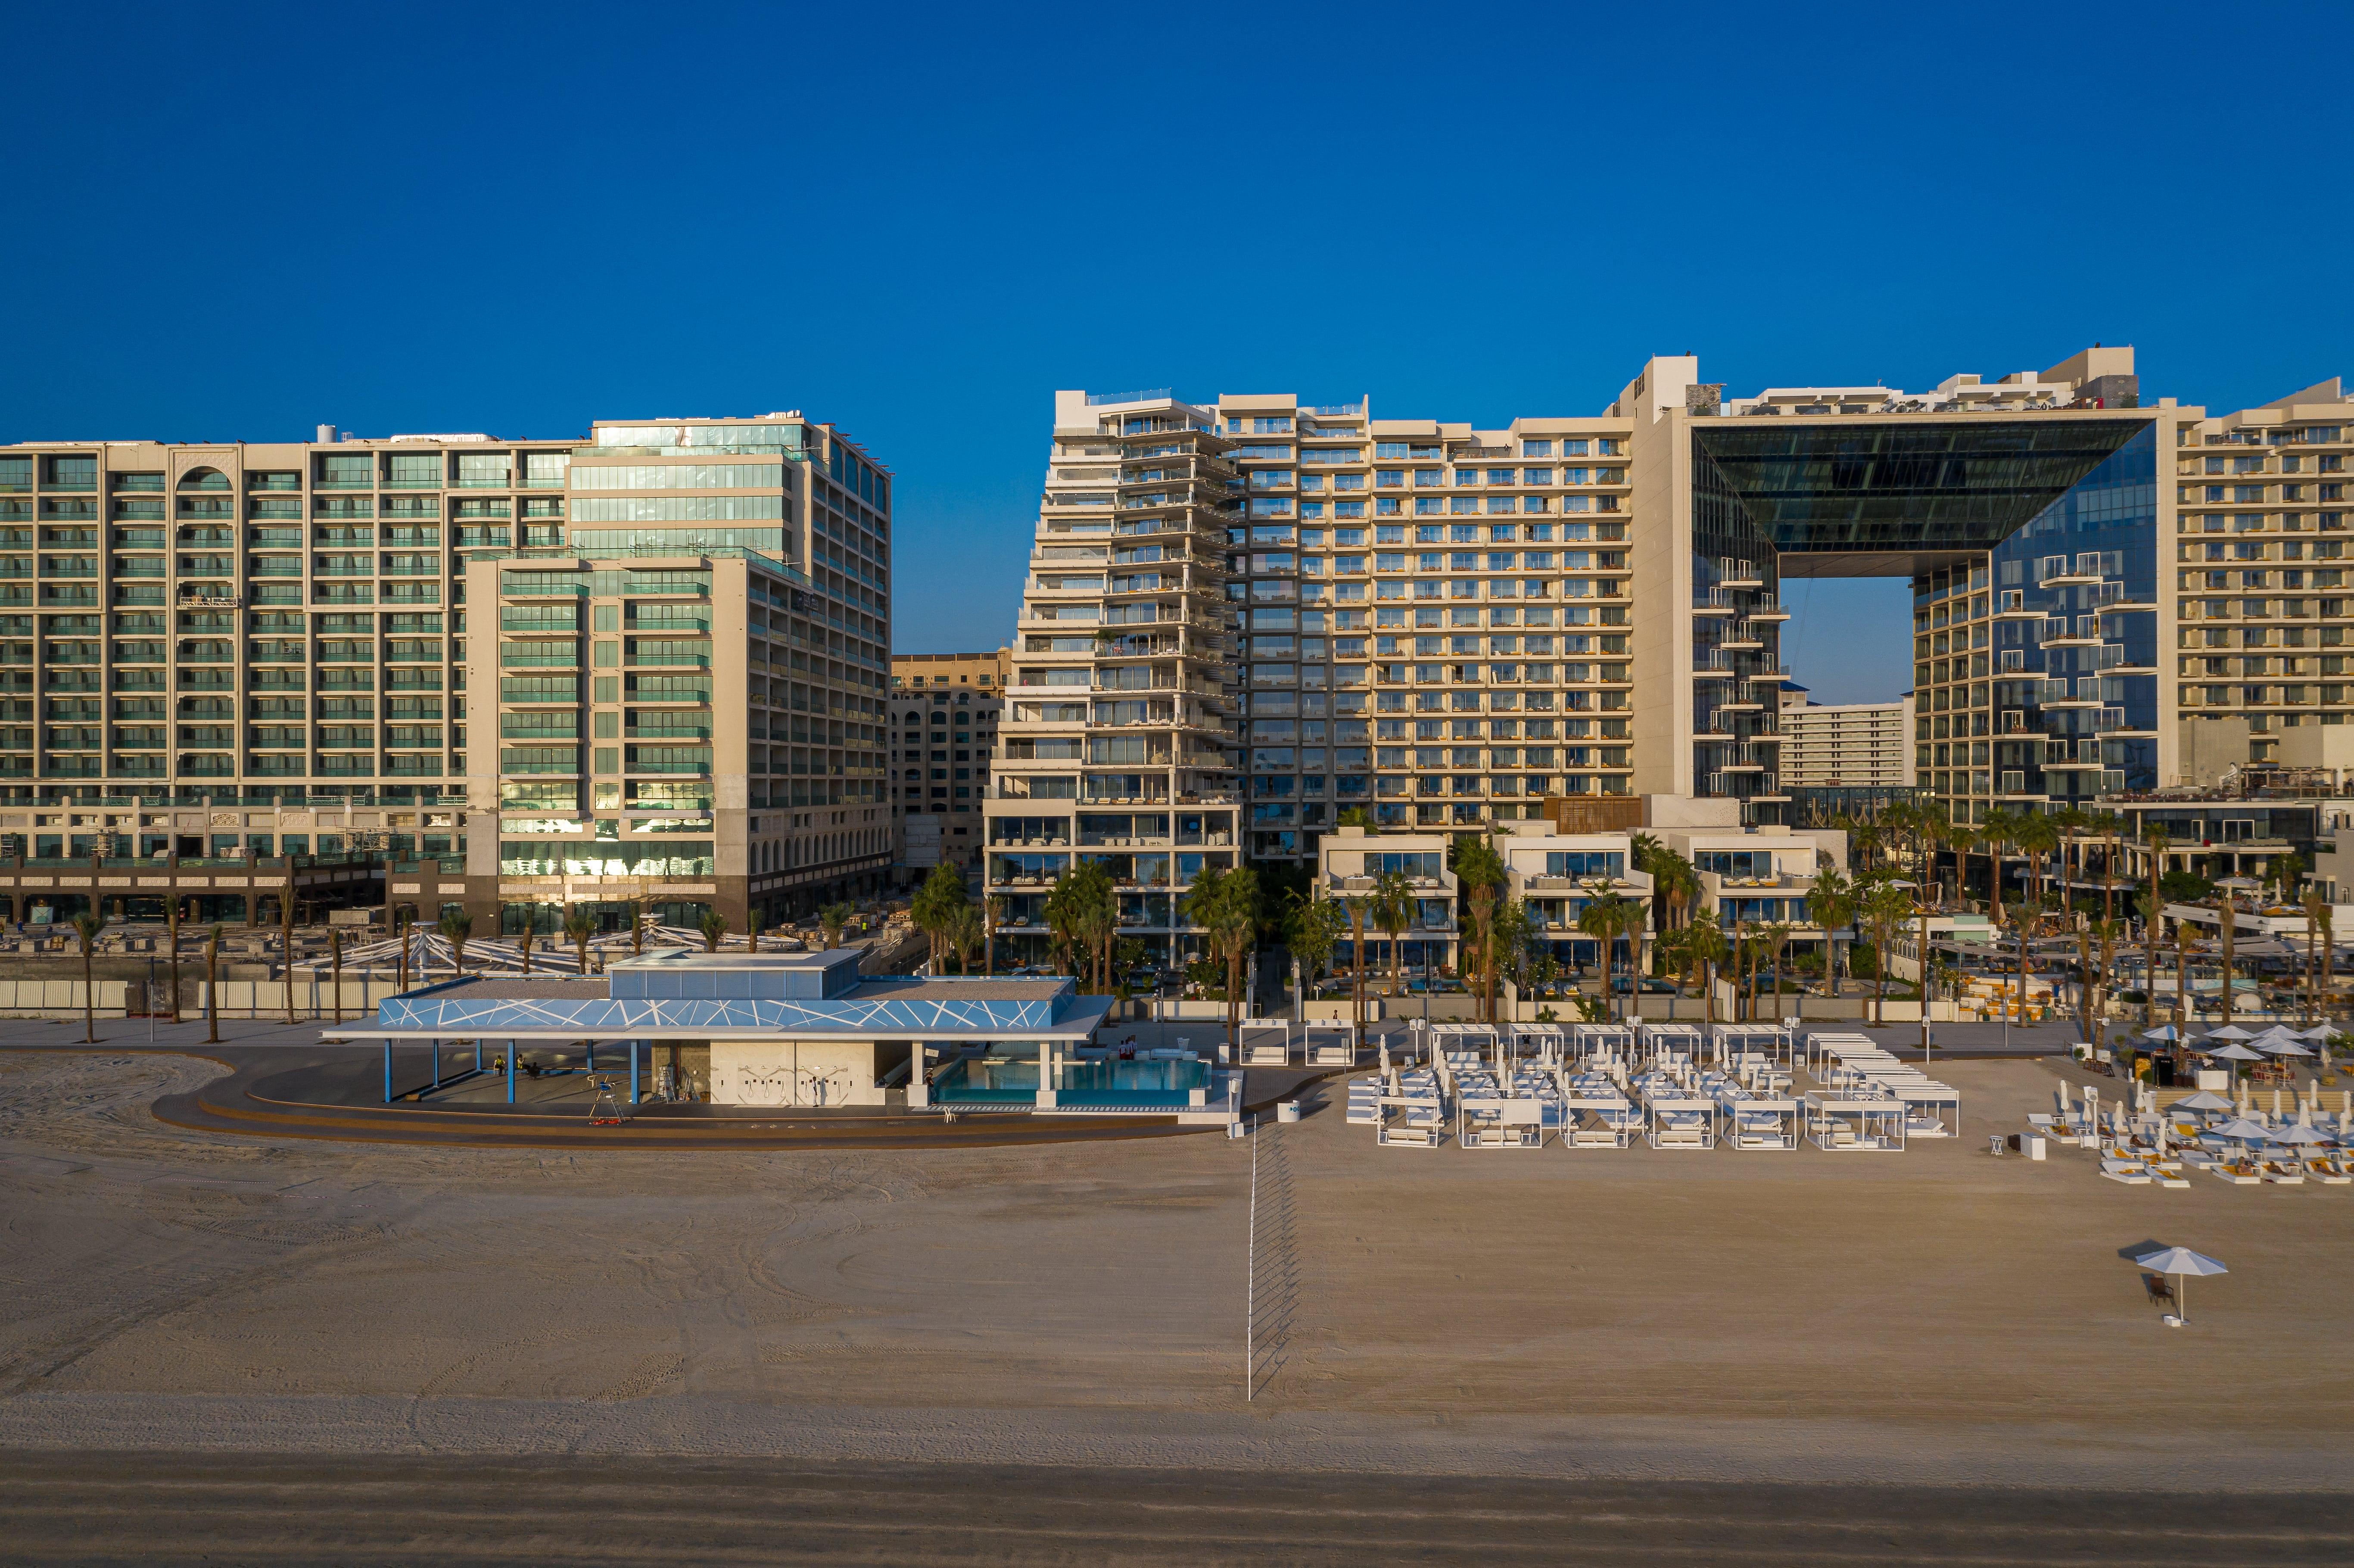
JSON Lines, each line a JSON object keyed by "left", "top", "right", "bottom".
{"left": 2298, "top": 1023, "right": 2337, "bottom": 1040}
{"left": 2143, "top": 1024, "right": 2180, "bottom": 1041}
{"left": 2207, "top": 1024, "right": 2257, "bottom": 1041}
{"left": 2171, "top": 1091, "right": 2233, "bottom": 1113}
{"left": 2212, "top": 1117, "right": 2273, "bottom": 1143}
{"left": 2269, "top": 1123, "right": 2328, "bottom": 1145}
{"left": 2262, "top": 1040, "right": 2315, "bottom": 1058}
{"left": 2134, "top": 1246, "right": 2228, "bottom": 1325}
{"left": 2204, "top": 1042, "right": 2264, "bottom": 1062}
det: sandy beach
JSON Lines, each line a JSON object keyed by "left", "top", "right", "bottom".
{"left": 1, "top": 1042, "right": 2350, "bottom": 1502}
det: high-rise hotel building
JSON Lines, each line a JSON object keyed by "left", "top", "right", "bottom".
{"left": 0, "top": 414, "right": 890, "bottom": 933}
{"left": 989, "top": 349, "right": 2352, "bottom": 919}
{"left": 983, "top": 392, "right": 1244, "bottom": 967}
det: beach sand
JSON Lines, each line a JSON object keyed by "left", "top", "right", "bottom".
{"left": 1, "top": 1047, "right": 2350, "bottom": 1492}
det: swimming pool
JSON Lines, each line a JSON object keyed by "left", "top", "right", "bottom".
{"left": 932, "top": 1055, "right": 1208, "bottom": 1107}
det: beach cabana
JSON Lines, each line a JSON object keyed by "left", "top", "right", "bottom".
{"left": 1237, "top": 1020, "right": 1295, "bottom": 1067}
{"left": 1804, "top": 1086, "right": 1906, "bottom": 1152}
{"left": 1712, "top": 1080, "right": 1799, "bottom": 1150}
{"left": 1301, "top": 1021, "right": 1358, "bottom": 1067}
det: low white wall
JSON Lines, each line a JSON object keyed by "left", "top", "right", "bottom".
{"left": 0, "top": 977, "right": 405, "bottom": 1020}
{"left": 709, "top": 1038, "right": 880, "bottom": 1107}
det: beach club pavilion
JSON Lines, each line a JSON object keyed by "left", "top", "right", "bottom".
{"left": 321, "top": 948, "right": 1199, "bottom": 1112}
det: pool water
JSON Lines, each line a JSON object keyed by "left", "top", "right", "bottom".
{"left": 933, "top": 1055, "right": 1208, "bottom": 1106}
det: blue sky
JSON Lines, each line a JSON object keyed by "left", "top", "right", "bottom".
{"left": 6, "top": 2, "right": 2349, "bottom": 703}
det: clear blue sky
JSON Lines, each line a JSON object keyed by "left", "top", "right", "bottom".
{"left": 6, "top": 2, "right": 2349, "bottom": 705}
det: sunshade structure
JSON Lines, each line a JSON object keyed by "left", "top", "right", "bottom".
{"left": 2133, "top": 1246, "right": 2227, "bottom": 1325}
{"left": 2171, "top": 1091, "right": 2233, "bottom": 1113}
{"left": 2142, "top": 1025, "right": 2180, "bottom": 1042}
{"left": 2207, "top": 1024, "right": 2257, "bottom": 1041}
{"left": 2201, "top": 1042, "right": 2264, "bottom": 1063}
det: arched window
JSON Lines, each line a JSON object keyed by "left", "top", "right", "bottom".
{"left": 177, "top": 467, "right": 230, "bottom": 492}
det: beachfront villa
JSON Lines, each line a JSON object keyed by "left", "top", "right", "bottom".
{"left": 1317, "top": 824, "right": 1461, "bottom": 974}
{"left": 323, "top": 947, "right": 1224, "bottom": 1113}
{"left": 1659, "top": 823, "right": 1844, "bottom": 936}
{"left": 1494, "top": 820, "right": 1655, "bottom": 967}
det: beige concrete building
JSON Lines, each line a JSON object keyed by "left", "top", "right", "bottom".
{"left": 1776, "top": 687, "right": 1916, "bottom": 789}
{"left": 0, "top": 412, "right": 893, "bottom": 934}
{"left": 469, "top": 415, "right": 893, "bottom": 936}
{"left": 981, "top": 392, "right": 1243, "bottom": 968}
{"left": 888, "top": 660, "right": 1003, "bottom": 876}
{"left": 994, "top": 360, "right": 2176, "bottom": 888}
{"left": 2171, "top": 378, "right": 2354, "bottom": 771}
{"left": 892, "top": 647, "right": 1010, "bottom": 693}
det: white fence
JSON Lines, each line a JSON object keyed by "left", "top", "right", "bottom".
{"left": 0, "top": 978, "right": 405, "bottom": 1020}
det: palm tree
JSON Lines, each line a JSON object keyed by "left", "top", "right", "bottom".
{"left": 517, "top": 905, "right": 536, "bottom": 977}
{"left": 1371, "top": 869, "right": 1414, "bottom": 998}
{"left": 1646, "top": 847, "right": 1699, "bottom": 935}
{"left": 819, "top": 901, "right": 854, "bottom": 953}
{"left": 1454, "top": 833, "right": 1508, "bottom": 1023}
{"left": 328, "top": 927, "right": 344, "bottom": 1025}
{"left": 1576, "top": 883, "right": 1642, "bottom": 1022}
{"left": 1978, "top": 806, "right": 2018, "bottom": 927}
{"left": 564, "top": 905, "right": 596, "bottom": 975}
{"left": 1185, "top": 865, "right": 1259, "bottom": 1059}
{"left": 911, "top": 863, "right": 967, "bottom": 974}
{"left": 2173, "top": 915, "right": 2192, "bottom": 1037}
{"left": 1684, "top": 918, "right": 1729, "bottom": 1026}
{"left": 945, "top": 902, "right": 983, "bottom": 976}
{"left": 204, "top": 923, "right": 222, "bottom": 1044}
{"left": 1809, "top": 863, "right": 1855, "bottom": 998}
{"left": 2010, "top": 810, "right": 2059, "bottom": 1025}
{"left": 1656, "top": 923, "right": 1694, "bottom": 1008}
{"left": 1859, "top": 877, "right": 1911, "bottom": 1027}
{"left": 984, "top": 894, "right": 1007, "bottom": 977}
{"left": 1284, "top": 890, "right": 1339, "bottom": 1014}
{"left": 2095, "top": 810, "right": 2127, "bottom": 927}
{"left": 2308, "top": 896, "right": 2336, "bottom": 1028}
{"left": 1760, "top": 920, "right": 1797, "bottom": 1022}
{"left": 698, "top": 909, "right": 726, "bottom": 952}
{"left": 437, "top": 908, "right": 473, "bottom": 977}
{"left": 165, "top": 887, "right": 183, "bottom": 1024}
{"left": 2215, "top": 876, "right": 2239, "bottom": 1027}
{"left": 2134, "top": 889, "right": 2164, "bottom": 1029}
{"left": 1342, "top": 893, "right": 1373, "bottom": 1035}
{"left": 72, "top": 908, "right": 106, "bottom": 1043}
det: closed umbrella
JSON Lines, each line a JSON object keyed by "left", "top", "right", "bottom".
{"left": 2134, "top": 1246, "right": 2227, "bottom": 1326}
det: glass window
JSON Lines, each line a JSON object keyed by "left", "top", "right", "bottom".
{"left": 385, "top": 453, "right": 442, "bottom": 488}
